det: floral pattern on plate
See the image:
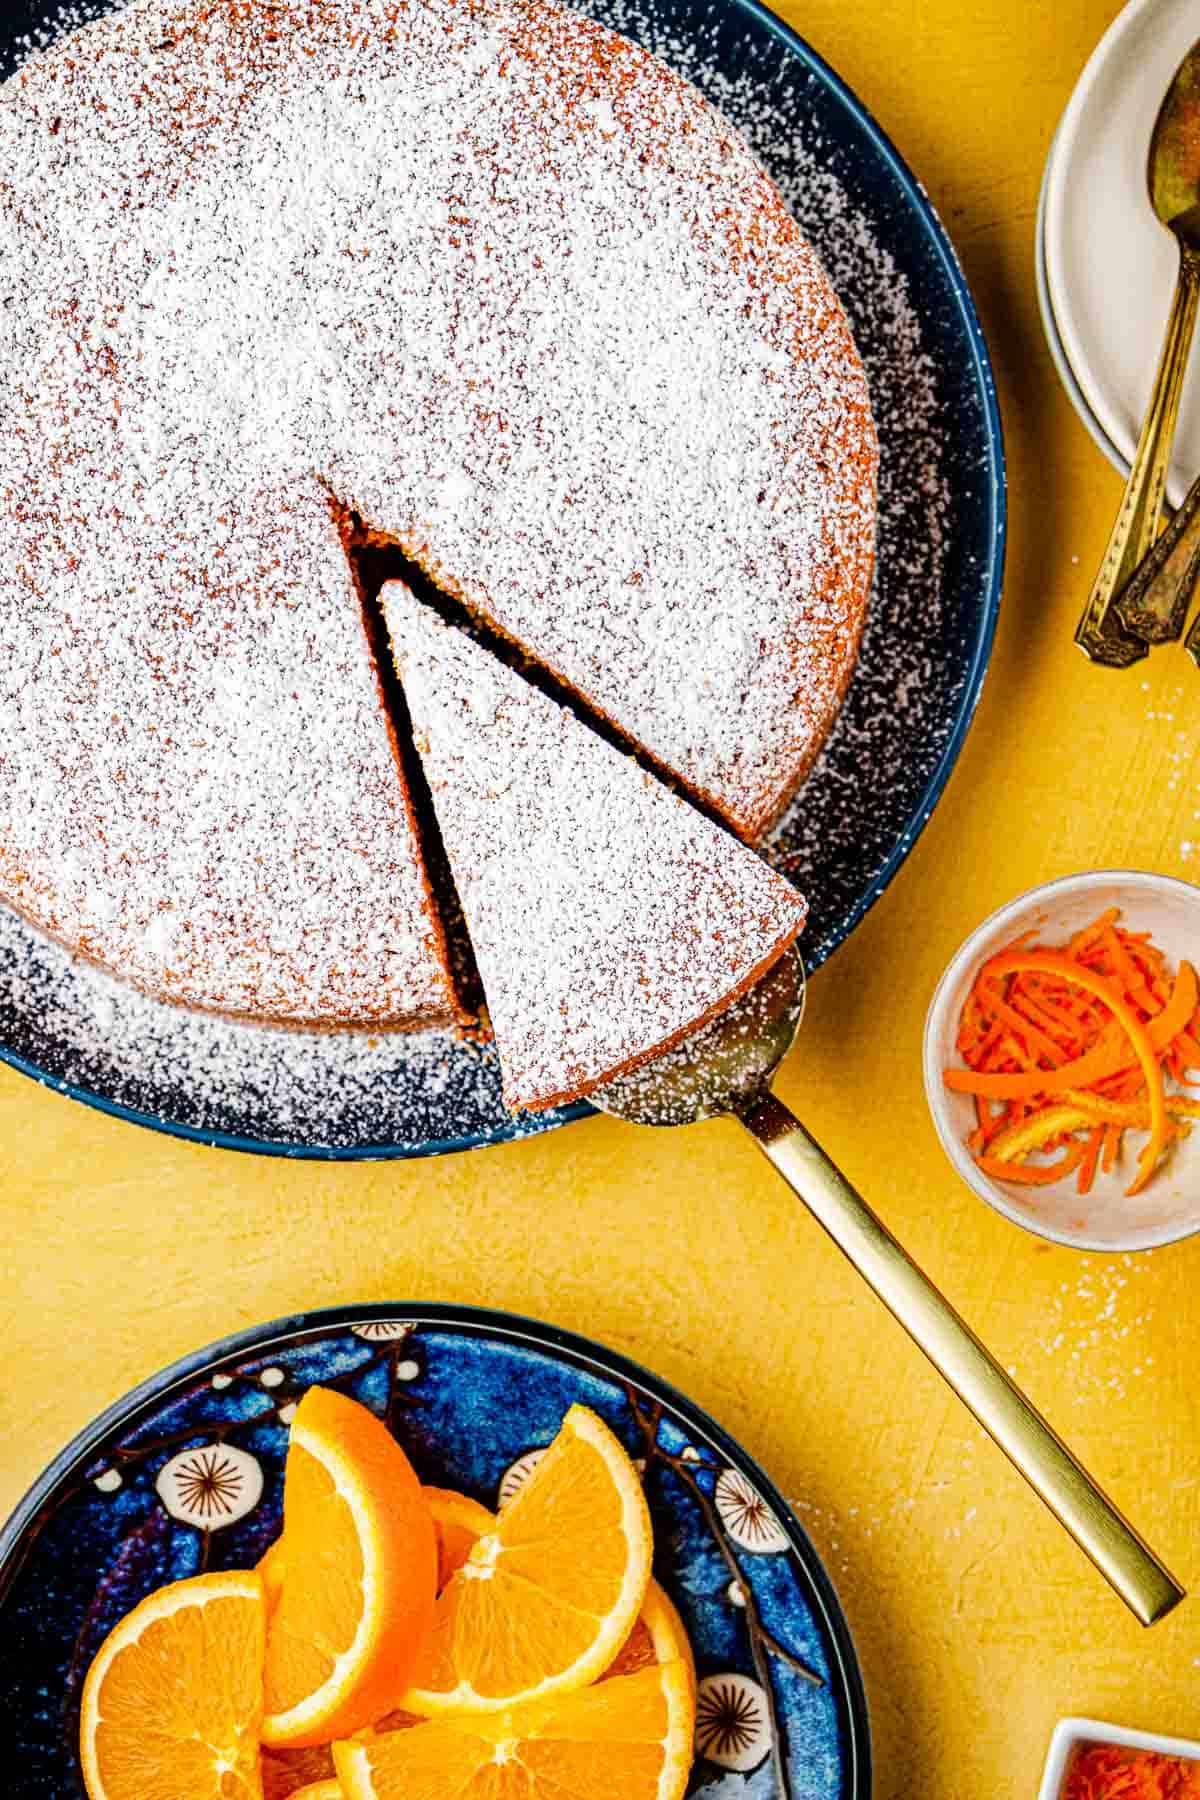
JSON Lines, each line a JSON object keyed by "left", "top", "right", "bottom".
{"left": 0, "top": 1306, "right": 868, "bottom": 1798}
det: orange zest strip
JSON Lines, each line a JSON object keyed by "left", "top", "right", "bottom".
{"left": 1101, "top": 1124, "right": 1120, "bottom": 1175}
{"left": 1067, "top": 908, "right": 1121, "bottom": 956}
{"left": 977, "top": 1144, "right": 1087, "bottom": 1186}
{"left": 944, "top": 909, "right": 1196, "bottom": 1202}
{"left": 975, "top": 984, "right": 1066, "bottom": 1067}
{"left": 1077, "top": 1127, "right": 1104, "bottom": 1196}
{"left": 1060, "top": 1088, "right": 1200, "bottom": 1130}
{"left": 1103, "top": 926, "right": 1154, "bottom": 1010}
{"left": 982, "top": 951, "right": 1168, "bottom": 1195}
{"left": 988, "top": 1103, "right": 1098, "bottom": 1163}
{"left": 944, "top": 963, "right": 1197, "bottom": 1102}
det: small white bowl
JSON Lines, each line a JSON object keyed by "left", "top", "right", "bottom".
{"left": 923, "top": 872, "right": 1200, "bottom": 1253}
{"left": 1039, "top": 1716, "right": 1200, "bottom": 1799}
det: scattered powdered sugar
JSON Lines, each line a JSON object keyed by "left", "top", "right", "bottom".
{"left": 1139, "top": 680, "right": 1200, "bottom": 858}
{"left": 0, "top": 0, "right": 130, "bottom": 70}
{"left": 385, "top": 584, "right": 805, "bottom": 1110}
{"left": 0, "top": 0, "right": 970, "bottom": 1150}
{"left": 0, "top": 901, "right": 521, "bottom": 1150}
{"left": 2, "top": 1, "right": 481, "bottom": 1025}
{"left": 1034, "top": 1255, "right": 1157, "bottom": 1409}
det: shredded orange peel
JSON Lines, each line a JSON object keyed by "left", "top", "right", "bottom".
{"left": 944, "top": 909, "right": 1200, "bottom": 1199}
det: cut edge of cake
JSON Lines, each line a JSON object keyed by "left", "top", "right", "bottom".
{"left": 360, "top": 521, "right": 867, "bottom": 848}
{"left": 381, "top": 579, "right": 808, "bottom": 1114}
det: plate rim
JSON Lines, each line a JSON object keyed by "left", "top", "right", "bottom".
{"left": 0, "top": 1299, "right": 873, "bottom": 1800}
{"left": 0, "top": 0, "right": 1006, "bottom": 1162}
{"left": 1035, "top": 122, "right": 1130, "bottom": 481}
{"left": 1041, "top": 0, "right": 1196, "bottom": 506}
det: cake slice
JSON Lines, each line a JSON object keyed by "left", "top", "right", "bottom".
{"left": 382, "top": 583, "right": 807, "bottom": 1112}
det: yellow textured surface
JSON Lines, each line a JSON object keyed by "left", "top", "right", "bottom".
{"left": 2, "top": 0, "right": 1200, "bottom": 1793}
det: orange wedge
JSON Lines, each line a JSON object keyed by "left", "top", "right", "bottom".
{"left": 258, "top": 1484, "right": 492, "bottom": 1619}
{"left": 408, "top": 1500, "right": 686, "bottom": 1686}
{"left": 374, "top": 1492, "right": 686, "bottom": 1689}
{"left": 262, "top": 1741, "right": 340, "bottom": 1800}
{"left": 335, "top": 1662, "right": 694, "bottom": 1800}
{"left": 79, "top": 1570, "right": 265, "bottom": 1800}
{"left": 261, "top": 1387, "right": 437, "bottom": 1749}
{"left": 606, "top": 1581, "right": 694, "bottom": 1692}
{"left": 290, "top": 1785, "right": 343, "bottom": 1800}
{"left": 398, "top": 1405, "right": 652, "bottom": 1715}
{"left": 421, "top": 1487, "right": 497, "bottom": 1589}
{"left": 262, "top": 1724, "right": 405, "bottom": 1800}
{"left": 259, "top": 1535, "right": 287, "bottom": 1614}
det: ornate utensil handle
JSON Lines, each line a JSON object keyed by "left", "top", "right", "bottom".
{"left": 1076, "top": 243, "right": 1200, "bottom": 667}
{"left": 738, "top": 1091, "right": 1186, "bottom": 1626}
{"left": 1116, "top": 469, "right": 1200, "bottom": 642}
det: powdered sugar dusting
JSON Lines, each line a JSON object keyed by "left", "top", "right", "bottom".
{"left": 596, "top": 4, "right": 960, "bottom": 951}
{"left": 0, "top": 0, "right": 976, "bottom": 1152}
{"left": 385, "top": 583, "right": 806, "bottom": 1110}
{"left": 1, "top": 0, "right": 875, "bottom": 1035}
{"left": 1, "top": 3, "right": 476, "bottom": 1025}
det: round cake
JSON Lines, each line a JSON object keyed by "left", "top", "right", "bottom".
{"left": 0, "top": 0, "right": 877, "bottom": 1029}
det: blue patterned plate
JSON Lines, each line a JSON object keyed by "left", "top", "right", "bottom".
{"left": 0, "top": 0, "right": 1003, "bottom": 1158}
{"left": 0, "top": 1305, "right": 869, "bottom": 1798}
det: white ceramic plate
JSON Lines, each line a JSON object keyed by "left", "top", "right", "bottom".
{"left": 1044, "top": 0, "right": 1200, "bottom": 509}
{"left": 924, "top": 871, "right": 1200, "bottom": 1253}
{"left": 1036, "top": 128, "right": 1128, "bottom": 480}
{"left": 1038, "top": 1717, "right": 1200, "bottom": 1799}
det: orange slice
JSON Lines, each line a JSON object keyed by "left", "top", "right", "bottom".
{"left": 262, "top": 1741, "right": 340, "bottom": 1800}
{"left": 79, "top": 1570, "right": 265, "bottom": 1800}
{"left": 258, "top": 1484, "right": 493, "bottom": 1618}
{"left": 259, "top": 1535, "right": 287, "bottom": 1614}
{"left": 398, "top": 1404, "right": 652, "bottom": 1715}
{"left": 376, "top": 1494, "right": 687, "bottom": 1688}
{"left": 421, "top": 1487, "right": 497, "bottom": 1589}
{"left": 335, "top": 1662, "right": 694, "bottom": 1800}
{"left": 289, "top": 1785, "right": 343, "bottom": 1800}
{"left": 262, "top": 1724, "right": 402, "bottom": 1800}
{"left": 261, "top": 1387, "right": 437, "bottom": 1749}
{"left": 605, "top": 1581, "right": 694, "bottom": 1692}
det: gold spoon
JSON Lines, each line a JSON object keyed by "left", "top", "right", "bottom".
{"left": 1112, "top": 472, "right": 1200, "bottom": 658}
{"left": 1116, "top": 467, "right": 1200, "bottom": 643}
{"left": 595, "top": 947, "right": 1185, "bottom": 1626}
{"left": 1076, "top": 39, "right": 1200, "bottom": 664}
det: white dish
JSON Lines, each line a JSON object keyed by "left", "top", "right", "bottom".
{"left": 1038, "top": 1716, "right": 1200, "bottom": 1799}
{"left": 1043, "top": 0, "right": 1200, "bottom": 510}
{"left": 923, "top": 871, "right": 1200, "bottom": 1253}
{"left": 1036, "top": 127, "right": 1128, "bottom": 480}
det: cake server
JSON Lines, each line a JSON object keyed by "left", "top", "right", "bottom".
{"left": 594, "top": 946, "right": 1185, "bottom": 1627}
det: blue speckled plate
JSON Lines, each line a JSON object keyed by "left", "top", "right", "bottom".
{"left": 0, "top": 0, "right": 1004, "bottom": 1159}
{"left": 0, "top": 1305, "right": 869, "bottom": 1799}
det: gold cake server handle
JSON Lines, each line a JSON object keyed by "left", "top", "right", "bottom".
{"left": 739, "top": 1093, "right": 1186, "bottom": 1628}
